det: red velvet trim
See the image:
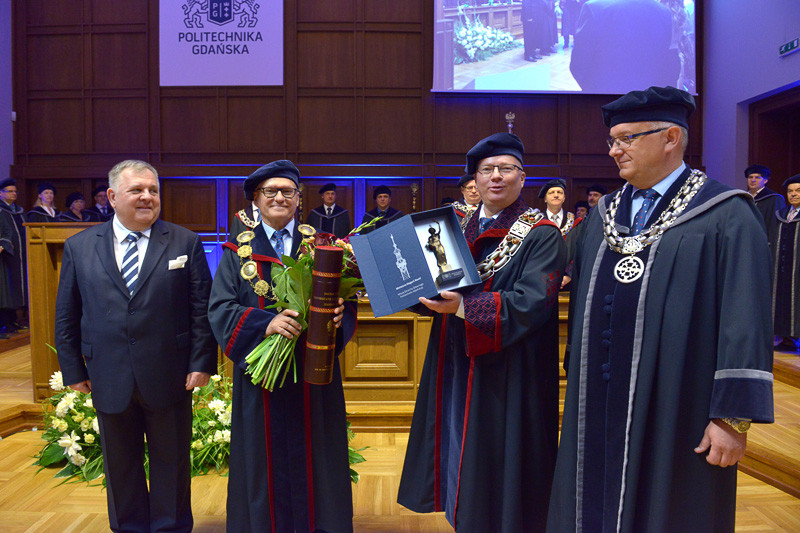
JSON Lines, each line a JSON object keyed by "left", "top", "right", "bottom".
{"left": 224, "top": 307, "right": 253, "bottom": 357}
{"left": 493, "top": 292, "right": 502, "bottom": 353}
{"left": 303, "top": 382, "right": 316, "bottom": 532}
{"left": 262, "top": 389, "right": 277, "bottom": 532}
{"left": 453, "top": 356, "right": 476, "bottom": 527}
{"left": 434, "top": 315, "right": 448, "bottom": 512}
{"left": 222, "top": 241, "right": 283, "bottom": 266}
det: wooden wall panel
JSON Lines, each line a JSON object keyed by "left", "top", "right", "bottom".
{"left": 298, "top": 97, "right": 357, "bottom": 153}
{"left": 365, "top": 179, "right": 421, "bottom": 215}
{"left": 90, "top": 0, "right": 147, "bottom": 24}
{"left": 26, "top": 34, "right": 83, "bottom": 90}
{"left": 12, "top": 0, "right": 703, "bottom": 221}
{"left": 363, "top": 32, "right": 422, "bottom": 88}
{"left": 92, "top": 98, "right": 149, "bottom": 152}
{"left": 296, "top": 0, "right": 355, "bottom": 22}
{"left": 432, "top": 95, "right": 494, "bottom": 154}
{"left": 296, "top": 32, "right": 356, "bottom": 88}
{"left": 300, "top": 180, "right": 355, "bottom": 225}
{"left": 91, "top": 33, "right": 148, "bottom": 89}
{"left": 27, "top": 99, "right": 84, "bottom": 154}
{"left": 160, "top": 179, "right": 218, "bottom": 233}
{"left": 363, "top": 98, "right": 423, "bottom": 153}
{"left": 160, "top": 96, "right": 220, "bottom": 152}
{"left": 24, "top": 0, "right": 83, "bottom": 26}
{"left": 226, "top": 96, "right": 286, "bottom": 152}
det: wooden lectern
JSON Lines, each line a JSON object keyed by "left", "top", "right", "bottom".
{"left": 25, "top": 222, "right": 97, "bottom": 401}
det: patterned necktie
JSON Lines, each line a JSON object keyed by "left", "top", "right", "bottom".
{"left": 121, "top": 232, "right": 143, "bottom": 295}
{"left": 273, "top": 228, "right": 288, "bottom": 257}
{"left": 326, "top": 207, "right": 332, "bottom": 216}
{"left": 789, "top": 208, "right": 798, "bottom": 222}
{"left": 631, "top": 189, "right": 659, "bottom": 236}
{"left": 479, "top": 217, "right": 493, "bottom": 233}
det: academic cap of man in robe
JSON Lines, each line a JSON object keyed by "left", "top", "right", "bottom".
{"left": 319, "top": 183, "right": 336, "bottom": 194}
{"left": 538, "top": 178, "right": 567, "bottom": 199}
{"left": 38, "top": 182, "right": 56, "bottom": 194}
{"left": 373, "top": 185, "right": 391, "bottom": 199}
{"left": 465, "top": 133, "right": 525, "bottom": 174}
{"left": 457, "top": 173, "right": 474, "bottom": 187}
{"left": 783, "top": 174, "right": 800, "bottom": 189}
{"left": 65, "top": 192, "right": 84, "bottom": 209}
{"left": 575, "top": 200, "right": 590, "bottom": 212}
{"left": 92, "top": 185, "right": 108, "bottom": 197}
{"left": 0, "top": 178, "right": 16, "bottom": 190}
{"left": 745, "top": 165, "right": 771, "bottom": 179}
{"left": 586, "top": 184, "right": 607, "bottom": 196}
{"left": 601, "top": 86, "right": 696, "bottom": 129}
{"left": 243, "top": 160, "right": 300, "bottom": 199}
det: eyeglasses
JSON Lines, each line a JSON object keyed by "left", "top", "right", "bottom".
{"left": 462, "top": 185, "right": 478, "bottom": 191}
{"left": 258, "top": 187, "right": 298, "bottom": 199}
{"left": 476, "top": 164, "right": 522, "bottom": 177}
{"left": 606, "top": 128, "right": 667, "bottom": 150}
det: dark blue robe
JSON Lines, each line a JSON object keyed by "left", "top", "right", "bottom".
{"left": 208, "top": 223, "right": 356, "bottom": 532}
{"left": 306, "top": 205, "right": 351, "bottom": 239}
{"left": 549, "top": 169, "right": 774, "bottom": 533}
{"left": 398, "top": 197, "right": 566, "bottom": 532}
{"left": 768, "top": 206, "right": 800, "bottom": 338}
{"left": 359, "top": 206, "right": 403, "bottom": 234}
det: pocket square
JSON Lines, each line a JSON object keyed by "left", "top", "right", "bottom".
{"left": 168, "top": 255, "right": 188, "bottom": 270}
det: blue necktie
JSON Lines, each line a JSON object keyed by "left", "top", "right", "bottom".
{"left": 631, "top": 189, "right": 659, "bottom": 236}
{"left": 121, "top": 232, "right": 143, "bottom": 295}
{"left": 273, "top": 228, "right": 288, "bottom": 257}
{"left": 479, "top": 217, "right": 493, "bottom": 233}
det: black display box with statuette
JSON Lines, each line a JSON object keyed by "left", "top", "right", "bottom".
{"left": 350, "top": 206, "right": 482, "bottom": 318}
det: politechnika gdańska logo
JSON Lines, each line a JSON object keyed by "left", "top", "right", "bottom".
{"left": 179, "top": 0, "right": 263, "bottom": 55}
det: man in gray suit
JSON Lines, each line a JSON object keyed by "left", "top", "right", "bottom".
{"left": 55, "top": 159, "right": 217, "bottom": 532}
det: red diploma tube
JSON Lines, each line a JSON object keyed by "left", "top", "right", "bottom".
{"left": 304, "top": 246, "right": 344, "bottom": 385}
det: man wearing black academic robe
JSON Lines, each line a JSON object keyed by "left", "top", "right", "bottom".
{"left": 306, "top": 204, "right": 351, "bottom": 239}
{"left": 209, "top": 160, "right": 356, "bottom": 532}
{"left": 753, "top": 186, "right": 785, "bottom": 240}
{"left": 360, "top": 206, "right": 402, "bottom": 233}
{"left": 398, "top": 198, "right": 565, "bottom": 531}
{"left": 769, "top": 202, "right": 800, "bottom": 342}
{"left": 0, "top": 190, "right": 27, "bottom": 331}
{"left": 549, "top": 87, "right": 774, "bottom": 533}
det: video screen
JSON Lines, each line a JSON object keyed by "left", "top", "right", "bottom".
{"left": 433, "top": 0, "right": 696, "bottom": 94}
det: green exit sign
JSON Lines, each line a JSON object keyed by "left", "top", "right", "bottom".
{"left": 780, "top": 38, "right": 799, "bottom": 57}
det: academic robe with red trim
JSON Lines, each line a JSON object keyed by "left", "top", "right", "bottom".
{"left": 208, "top": 223, "right": 356, "bottom": 533}
{"left": 397, "top": 197, "right": 566, "bottom": 532}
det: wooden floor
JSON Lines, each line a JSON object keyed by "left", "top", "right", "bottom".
{"left": 2, "top": 345, "right": 800, "bottom": 531}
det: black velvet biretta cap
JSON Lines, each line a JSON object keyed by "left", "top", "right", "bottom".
{"left": 783, "top": 174, "right": 800, "bottom": 188}
{"left": 0, "top": 178, "right": 16, "bottom": 190}
{"left": 586, "top": 184, "right": 607, "bottom": 196}
{"left": 601, "top": 86, "right": 696, "bottom": 129}
{"left": 745, "top": 165, "right": 771, "bottom": 179}
{"left": 465, "top": 133, "right": 525, "bottom": 174}
{"left": 92, "top": 185, "right": 108, "bottom": 197}
{"left": 65, "top": 192, "right": 84, "bottom": 209}
{"left": 373, "top": 185, "right": 391, "bottom": 199}
{"left": 243, "top": 160, "right": 300, "bottom": 199}
{"left": 574, "top": 200, "right": 590, "bottom": 211}
{"left": 319, "top": 183, "right": 336, "bottom": 194}
{"left": 38, "top": 182, "right": 56, "bottom": 194}
{"left": 457, "top": 173, "right": 475, "bottom": 187}
{"left": 538, "top": 179, "right": 567, "bottom": 199}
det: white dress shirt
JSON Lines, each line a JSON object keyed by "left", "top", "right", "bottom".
{"left": 112, "top": 215, "right": 151, "bottom": 272}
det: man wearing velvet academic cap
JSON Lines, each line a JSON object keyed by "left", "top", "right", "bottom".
{"left": 359, "top": 184, "right": 403, "bottom": 234}
{"left": 398, "top": 132, "right": 566, "bottom": 532}
{"left": 768, "top": 173, "right": 800, "bottom": 352}
{"left": 208, "top": 159, "right": 357, "bottom": 532}
{"left": 744, "top": 164, "right": 785, "bottom": 236}
{"left": 0, "top": 178, "right": 27, "bottom": 335}
{"left": 305, "top": 182, "right": 352, "bottom": 239}
{"left": 548, "top": 87, "right": 774, "bottom": 532}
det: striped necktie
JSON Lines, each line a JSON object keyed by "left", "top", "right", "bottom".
{"left": 788, "top": 208, "right": 798, "bottom": 222}
{"left": 273, "top": 228, "right": 288, "bottom": 257}
{"left": 121, "top": 232, "right": 143, "bottom": 295}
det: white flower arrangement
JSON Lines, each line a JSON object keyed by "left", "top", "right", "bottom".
{"left": 453, "top": 5, "right": 521, "bottom": 64}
